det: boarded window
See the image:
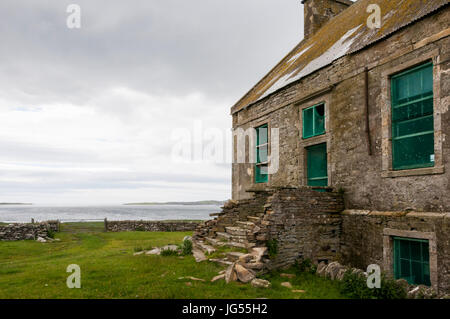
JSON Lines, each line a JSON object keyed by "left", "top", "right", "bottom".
{"left": 306, "top": 143, "right": 327, "bottom": 187}
{"left": 303, "top": 103, "right": 325, "bottom": 139}
{"left": 255, "top": 124, "right": 268, "bottom": 183}
{"left": 394, "top": 237, "right": 430, "bottom": 286}
{"left": 391, "top": 62, "right": 434, "bottom": 170}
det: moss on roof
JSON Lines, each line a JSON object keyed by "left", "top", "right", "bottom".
{"left": 231, "top": 0, "right": 449, "bottom": 114}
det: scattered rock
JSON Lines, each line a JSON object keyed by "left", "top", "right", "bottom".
{"left": 316, "top": 262, "right": 327, "bottom": 276}
{"left": 186, "top": 276, "right": 205, "bottom": 282}
{"left": 251, "top": 247, "right": 268, "bottom": 261}
{"left": 281, "top": 282, "right": 293, "bottom": 289}
{"left": 238, "top": 254, "right": 253, "bottom": 264}
{"left": 145, "top": 248, "right": 161, "bottom": 255}
{"left": 211, "top": 274, "right": 225, "bottom": 282}
{"left": 225, "top": 262, "right": 237, "bottom": 283}
{"left": 161, "top": 244, "right": 179, "bottom": 252}
{"left": 234, "top": 264, "right": 256, "bottom": 283}
{"left": 133, "top": 251, "right": 144, "bottom": 256}
{"left": 241, "top": 261, "right": 264, "bottom": 271}
{"left": 251, "top": 278, "right": 271, "bottom": 288}
{"left": 183, "top": 235, "right": 192, "bottom": 242}
{"left": 36, "top": 237, "right": 47, "bottom": 243}
{"left": 193, "top": 248, "right": 206, "bottom": 262}
{"left": 407, "top": 285, "right": 437, "bottom": 299}
{"left": 280, "top": 273, "right": 295, "bottom": 279}
{"left": 292, "top": 290, "right": 305, "bottom": 293}
{"left": 219, "top": 270, "right": 226, "bottom": 275}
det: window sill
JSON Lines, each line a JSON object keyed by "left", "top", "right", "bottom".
{"left": 381, "top": 166, "right": 444, "bottom": 178}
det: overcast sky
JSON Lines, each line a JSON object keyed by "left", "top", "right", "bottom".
{"left": 0, "top": 0, "right": 305, "bottom": 205}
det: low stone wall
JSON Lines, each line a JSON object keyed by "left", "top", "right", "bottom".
{"left": 105, "top": 220, "right": 200, "bottom": 232}
{"left": 0, "top": 221, "right": 60, "bottom": 241}
{"left": 340, "top": 210, "right": 450, "bottom": 294}
{"left": 262, "top": 187, "right": 344, "bottom": 270}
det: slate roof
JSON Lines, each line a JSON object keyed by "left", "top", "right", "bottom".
{"left": 231, "top": 0, "right": 449, "bottom": 114}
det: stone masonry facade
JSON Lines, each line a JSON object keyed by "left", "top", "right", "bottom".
{"left": 220, "top": 1, "right": 450, "bottom": 294}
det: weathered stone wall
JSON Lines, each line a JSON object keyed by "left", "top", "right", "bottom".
{"left": 340, "top": 210, "right": 450, "bottom": 293}
{"left": 105, "top": 220, "right": 200, "bottom": 232}
{"left": 263, "top": 187, "right": 344, "bottom": 269}
{"left": 231, "top": 7, "right": 450, "bottom": 213}
{"left": 0, "top": 221, "right": 60, "bottom": 241}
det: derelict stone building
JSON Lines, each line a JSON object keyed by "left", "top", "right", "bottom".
{"left": 194, "top": 0, "right": 449, "bottom": 294}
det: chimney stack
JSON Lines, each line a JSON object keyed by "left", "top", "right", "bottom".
{"left": 301, "top": 0, "right": 353, "bottom": 39}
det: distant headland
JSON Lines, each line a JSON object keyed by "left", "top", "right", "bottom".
{"left": 123, "top": 200, "right": 226, "bottom": 206}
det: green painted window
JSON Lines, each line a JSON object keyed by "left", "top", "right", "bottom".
{"left": 303, "top": 103, "right": 325, "bottom": 139}
{"left": 255, "top": 124, "right": 268, "bottom": 183}
{"left": 306, "top": 143, "right": 328, "bottom": 187}
{"left": 391, "top": 62, "right": 434, "bottom": 170}
{"left": 394, "top": 237, "right": 430, "bottom": 286}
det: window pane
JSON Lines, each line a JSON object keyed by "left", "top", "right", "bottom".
{"left": 303, "top": 108, "right": 314, "bottom": 138}
{"left": 257, "top": 125, "right": 268, "bottom": 145}
{"left": 307, "top": 143, "right": 327, "bottom": 187}
{"left": 314, "top": 104, "right": 325, "bottom": 135}
{"left": 255, "top": 164, "right": 268, "bottom": 183}
{"left": 393, "top": 133, "right": 434, "bottom": 169}
{"left": 257, "top": 145, "right": 268, "bottom": 163}
{"left": 391, "top": 63, "right": 434, "bottom": 170}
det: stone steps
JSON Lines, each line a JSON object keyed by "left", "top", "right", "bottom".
{"left": 246, "top": 216, "right": 261, "bottom": 223}
{"left": 225, "top": 226, "right": 247, "bottom": 236}
{"left": 226, "top": 251, "right": 246, "bottom": 262}
{"left": 205, "top": 237, "right": 225, "bottom": 247}
{"left": 216, "top": 231, "right": 231, "bottom": 240}
{"left": 194, "top": 241, "right": 216, "bottom": 255}
{"left": 236, "top": 221, "right": 255, "bottom": 229}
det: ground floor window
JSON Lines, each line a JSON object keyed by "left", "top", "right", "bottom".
{"left": 306, "top": 143, "right": 327, "bottom": 187}
{"left": 393, "top": 237, "right": 431, "bottom": 286}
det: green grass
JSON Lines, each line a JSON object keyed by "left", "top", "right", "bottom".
{"left": 0, "top": 223, "right": 347, "bottom": 299}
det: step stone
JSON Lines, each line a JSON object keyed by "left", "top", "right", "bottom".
{"left": 226, "top": 252, "right": 245, "bottom": 262}
{"left": 225, "top": 226, "right": 247, "bottom": 236}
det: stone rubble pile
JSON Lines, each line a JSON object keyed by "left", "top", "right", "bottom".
{"left": 316, "top": 261, "right": 440, "bottom": 299}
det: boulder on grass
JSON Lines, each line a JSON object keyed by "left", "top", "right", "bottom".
{"left": 211, "top": 274, "right": 225, "bottom": 282}
{"left": 234, "top": 264, "right": 255, "bottom": 283}
{"left": 251, "top": 278, "right": 271, "bottom": 288}
{"left": 225, "top": 263, "right": 237, "bottom": 283}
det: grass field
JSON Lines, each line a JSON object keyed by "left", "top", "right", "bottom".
{"left": 0, "top": 222, "right": 347, "bottom": 299}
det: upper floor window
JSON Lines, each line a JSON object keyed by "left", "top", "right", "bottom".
{"left": 391, "top": 62, "right": 434, "bottom": 170}
{"left": 255, "top": 124, "right": 268, "bottom": 183}
{"left": 303, "top": 103, "right": 325, "bottom": 139}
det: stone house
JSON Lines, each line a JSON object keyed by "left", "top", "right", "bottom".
{"left": 194, "top": 0, "right": 449, "bottom": 294}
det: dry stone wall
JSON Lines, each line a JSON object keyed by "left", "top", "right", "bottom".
{"left": 105, "top": 220, "right": 200, "bottom": 232}
{"left": 0, "top": 221, "right": 60, "bottom": 241}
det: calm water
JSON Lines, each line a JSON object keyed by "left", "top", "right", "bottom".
{"left": 0, "top": 205, "right": 221, "bottom": 223}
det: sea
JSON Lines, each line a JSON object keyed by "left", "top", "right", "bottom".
{"left": 0, "top": 205, "right": 221, "bottom": 223}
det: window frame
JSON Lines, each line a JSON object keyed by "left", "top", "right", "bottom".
{"left": 390, "top": 62, "right": 435, "bottom": 171}
{"left": 302, "top": 103, "right": 326, "bottom": 139}
{"left": 254, "top": 123, "right": 269, "bottom": 184}
{"left": 383, "top": 228, "right": 438, "bottom": 291}
{"left": 380, "top": 50, "right": 444, "bottom": 178}
{"left": 393, "top": 236, "right": 431, "bottom": 286}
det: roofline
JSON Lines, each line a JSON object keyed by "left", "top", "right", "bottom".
{"left": 231, "top": 1, "right": 449, "bottom": 115}
{"left": 301, "top": 0, "right": 353, "bottom": 6}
